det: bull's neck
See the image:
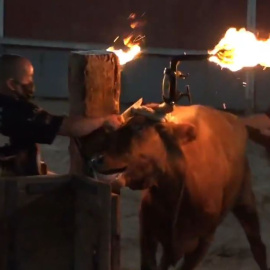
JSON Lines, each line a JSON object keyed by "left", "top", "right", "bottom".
{"left": 155, "top": 170, "right": 187, "bottom": 206}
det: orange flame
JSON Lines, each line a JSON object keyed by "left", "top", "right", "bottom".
{"left": 107, "top": 13, "right": 145, "bottom": 65}
{"left": 208, "top": 27, "right": 270, "bottom": 72}
{"left": 106, "top": 38, "right": 141, "bottom": 65}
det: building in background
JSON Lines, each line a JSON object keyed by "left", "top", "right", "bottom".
{"left": 0, "top": 0, "right": 270, "bottom": 112}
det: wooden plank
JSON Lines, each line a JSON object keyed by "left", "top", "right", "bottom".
{"left": 111, "top": 194, "right": 120, "bottom": 270}
{"left": 0, "top": 179, "right": 7, "bottom": 269}
{"left": 0, "top": 175, "right": 76, "bottom": 270}
{"left": 4, "top": 180, "right": 19, "bottom": 270}
{"left": 0, "top": 175, "right": 118, "bottom": 270}
{"left": 73, "top": 175, "right": 112, "bottom": 270}
{"left": 16, "top": 177, "right": 74, "bottom": 270}
{"left": 73, "top": 184, "right": 98, "bottom": 270}
{"left": 97, "top": 179, "right": 112, "bottom": 270}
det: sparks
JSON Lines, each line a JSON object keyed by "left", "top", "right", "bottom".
{"left": 106, "top": 14, "right": 145, "bottom": 65}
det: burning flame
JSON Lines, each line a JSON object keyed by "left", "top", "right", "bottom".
{"left": 209, "top": 27, "right": 270, "bottom": 72}
{"left": 107, "top": 13, "right": 145, "bottom": 65}
{"left": 107, "top": 36, "right": 142, "bottom": 65}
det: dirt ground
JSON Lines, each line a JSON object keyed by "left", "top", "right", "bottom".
{"left": 2, "top": 99, "right": 270, "bottom": 270}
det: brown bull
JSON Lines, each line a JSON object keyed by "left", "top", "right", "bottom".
{"left": 89, "top": 105, "right": 268, "bottom": 270}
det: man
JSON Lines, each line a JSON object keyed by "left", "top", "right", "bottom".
{"left": 0, "top": 54, "right": 123, "bottom": 176}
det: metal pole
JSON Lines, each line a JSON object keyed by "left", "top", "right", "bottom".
{"left": 0, "top": 0, "right": 4, "bottom": 54}
{"left": 245, "top": 0, "right": 257, "bottom": 114}
{"left": 0, "top": 0, "right": 3, "bottom": 37}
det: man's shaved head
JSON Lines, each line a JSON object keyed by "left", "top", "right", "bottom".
{"left": 0, "top": 54, "right": 35, "bottom": 99}
{"left": 0, "top": 54, "right": 29, "bottom": 82}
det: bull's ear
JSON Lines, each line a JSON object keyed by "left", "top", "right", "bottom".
{"left": 168, "top": 122, "right": 197, "bottom": 145}
{"left": 171, "top": 123, "right": 197, "bottom": 144}
{"left": 155, "top": 122, "right": 197, "bottom": 146}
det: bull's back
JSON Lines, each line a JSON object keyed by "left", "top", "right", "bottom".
{"left": 171, "top": 105, "right": 248, "bottom": 215}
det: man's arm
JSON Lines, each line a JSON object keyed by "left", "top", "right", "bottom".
{"left": 58, "top": 114, "right": 123, "bottom": 137}
{"left": 1, "top": 99, "right": 123, "bottom": 144}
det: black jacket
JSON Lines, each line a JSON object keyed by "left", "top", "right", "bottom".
{"left": 0, "top": 94, "right": 64, "bottom": 175}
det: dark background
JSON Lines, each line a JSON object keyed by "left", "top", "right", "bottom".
{"left": 4, "top": 0, "right": 258, "bottom": 50}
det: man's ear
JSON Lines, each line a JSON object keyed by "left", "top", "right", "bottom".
{"left": 170, "top": 122, "right": 197, "bottom": 144}
{"left": 6, "top": 78, "right": 16, "bottom": 91}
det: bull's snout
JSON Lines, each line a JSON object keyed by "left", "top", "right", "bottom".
{"left": 90, "top": 155, "right": 127, "bottom": 175}
{"left": 91, "top": 155, "right": 104, "bottom": 169}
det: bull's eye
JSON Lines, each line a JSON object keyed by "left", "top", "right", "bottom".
{"left": 132, "top": 124, "right": 144, "bottom": 132}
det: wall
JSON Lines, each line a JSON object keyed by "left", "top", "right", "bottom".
{"left": 4, "top": 44, "right": 270, "bottom": 112}
{"left": 5, "top": 0, "right": 246, "bottom": 50}
{"left": 2, "top": 0, "right": 270, "bottom": 111}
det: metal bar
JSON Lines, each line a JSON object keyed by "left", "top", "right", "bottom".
{"left": 247, "top": 0, "right": 256, "bottom": 31}
{"left": 0, "top": 0, "right": 4, "bottom": 53}
{"left": 245, "top": 0, "right": 257, "bottom": 114}
{"left": 0, "top": 36, "right": 206, "bottom": 55}
{"left": 0, "top": 0, "right": 3, "bottom": 38}
{"left": 141, "top": 52, "right": 210, "bottom": 60}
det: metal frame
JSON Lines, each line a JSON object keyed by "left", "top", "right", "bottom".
{"left": 0, "top": 0, "right": 3, "bottom": 38}
{"left": 0, "top": 0, "right": 3, "bottom": 53}
{"left": 245, "top": 0, "right": 257, "bottom": 114}
{"left": 0, "top": 36, "right": 207, "bottom": 56}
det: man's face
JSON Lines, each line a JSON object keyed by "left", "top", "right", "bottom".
{"left": 10, "top": 59, "right": 35, "bottom": 99}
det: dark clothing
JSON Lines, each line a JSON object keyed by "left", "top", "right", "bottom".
{"left": 0, "top": 93, "right": 65, "bottom": 175}
{"left": 0, "top": 94, "right": 64, "bottom": 144}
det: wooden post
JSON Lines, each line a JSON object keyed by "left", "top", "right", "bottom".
{"left": 68, "top": 50, "right": 121, "bottom": 174}
{"left": 68, "top": 50, "right": 122, "bottom": 270}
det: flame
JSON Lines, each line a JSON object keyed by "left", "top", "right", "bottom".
{"left": 107, "top": 13, "right": 145, "bottom": 65}
{"left": 209, "top": 27, "right": 270, "bottom": 72}
{"left": 107, "top": 44, "right": 141, "bottom": 65}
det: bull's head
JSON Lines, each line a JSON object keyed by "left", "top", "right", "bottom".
{"left": 89, "top": 104, "right": 197, "bottom": 190}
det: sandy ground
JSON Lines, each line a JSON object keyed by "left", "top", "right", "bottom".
{"left": 2, "top": 99, "right": 270, "bottom": 270}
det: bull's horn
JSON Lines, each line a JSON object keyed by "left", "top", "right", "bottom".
{"left": 131, "top": 102, "right": 174, "bottom": 122}
{"left": 131, "top": 106, "right": 166, "bottom": 122}
{"left": 151, "top": 102, "right": 174, "bottom": 113}
{"left": 121, "top": 98, "right": 143, "bottom": 122}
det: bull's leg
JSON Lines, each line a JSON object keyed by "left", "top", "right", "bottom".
{"left": 177, "top": 234, "right": 213, "bottom": 270}
{"left": 158, "top": 242, "right": 175, "bottom": 270}
{"left": 232, "top": 165, "right": 268, "bottom": 270}
{"left": 140, "top": 230, "right": 158, "bottom": 270}
{"left": 233, "top": 201, "right": 268, "bottom": 270}
{"left": 158, "top": 252, "right": 170, "bottom": 270}
{"left": 140, "top": 202, "right": 158, "bottom": 270}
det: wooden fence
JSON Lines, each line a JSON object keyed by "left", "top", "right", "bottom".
{"left": 0, "top": 174, "right": 120, "bottom": 270}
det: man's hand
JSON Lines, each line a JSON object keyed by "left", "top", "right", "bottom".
{"left": 260, "top": 128, "right": 270, "bottom": 137}
{"left": 103, "top": 114, "right": 124, "bottom": 131}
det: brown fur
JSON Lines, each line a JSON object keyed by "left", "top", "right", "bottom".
{"left": 87, "top": 105, "right": 268, "bottom": 270}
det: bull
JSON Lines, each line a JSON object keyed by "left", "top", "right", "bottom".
{"left": 88, "top": 104, "right": 268, "bottom": 270}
